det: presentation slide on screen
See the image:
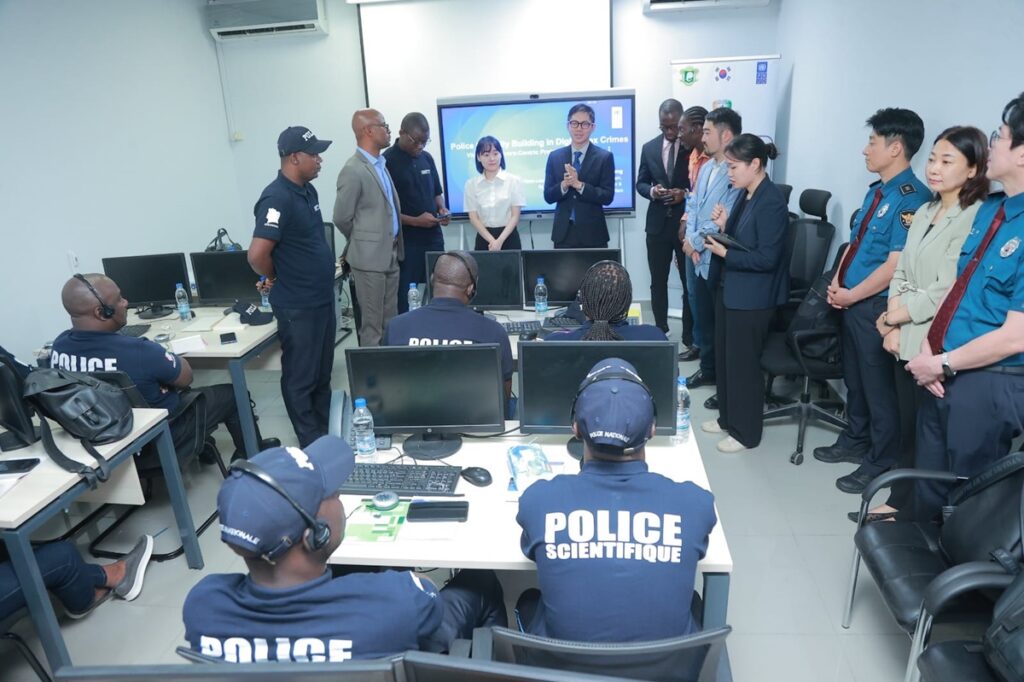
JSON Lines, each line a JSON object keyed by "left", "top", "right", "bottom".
{"left": 437, "top": 93, "right": 636, "bottom": 216}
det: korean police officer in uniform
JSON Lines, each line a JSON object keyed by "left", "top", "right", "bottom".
{"left": 819, "top": 109, "right": 929, "bottom": 494}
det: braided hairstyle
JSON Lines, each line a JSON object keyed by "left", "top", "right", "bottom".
{"left": 579, "top": 261, "right": 632, "bottom": 341}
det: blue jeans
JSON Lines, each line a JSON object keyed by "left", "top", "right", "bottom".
{"left": 685, "top": 258, "right": 716, "bottom": 376}
{"left": 0, "top": 541, "right": 106, "bottom": 619}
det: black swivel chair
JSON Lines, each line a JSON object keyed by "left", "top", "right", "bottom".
{"left": 470, "top": 625, "right": 731, "bottom": 682}
{"left": 1, "top": 609, "right": 51, "bottom": 682}
{"left": 776, "top": 183, "right": 797, "bottom": 222}
{"left": 843, "top": 453, "right": 1024, "bottom": 680}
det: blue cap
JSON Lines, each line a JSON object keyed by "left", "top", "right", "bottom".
{"left": 354, "top": 398, "right": 366, "bottom": 408}
{"left": 573, "top": 358, "right": 655, "bottom": 454}
{"left": 232, "top": 300, "right": 274, "bottom": 326}
{"left": 277, "top": 126, "right": 332, "bottom": 157}
{"left": 217, "top": 436, "right": 354, "bottom": 559}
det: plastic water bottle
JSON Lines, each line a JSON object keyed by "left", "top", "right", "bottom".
{"left": 175, "top": 283, "right": 191, "bottom": 321}
{"left": 259, "top": 276, "right": 271, "bottom": 310}
{"left": 534, "top": 277, "right": 549, "bottom": 315}
{"left": 407, "top": 283, "right": 421, "bottom": 311}
{"left": 673, "top": 376, "right": 691, "bottom": 444}
{"left": 352, "top": 398, "right": 378, "bottom": 463}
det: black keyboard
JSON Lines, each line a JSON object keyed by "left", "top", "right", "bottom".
{"left": 544, "top": 316, "right": 582, "bottom": 328}
{"left": 118, "top": 324, "right": 151, "bottom": 337}
{"left": 339, "top": 463, "right": 462, "bottom": 496}
{"left": 502, "top": 320, "right": 541, "bottom": 334}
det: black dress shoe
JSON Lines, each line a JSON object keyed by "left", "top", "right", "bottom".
{"left": 846, "top": 510, "right": 899, "bottom": 523}
{"left": 704, "top": 395, "right": 718, "bottom": 410}
{"left": 835, "top": 468, "right": 877, "bottom": 495}
{"left": 230, "top": 438, "right": 282, "bottom": 463}
{"left": 813, "top": 444, "right": 865, "bottom": 465}
{"left": 678, "top": 346, "right": 700, "bottom": 362}
{"left": 687, "top": 369, "right": 715, "bottom": 389}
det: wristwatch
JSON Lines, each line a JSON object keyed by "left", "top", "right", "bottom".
{"left": 941, "top": 353, "right": 957, "bottom": 379}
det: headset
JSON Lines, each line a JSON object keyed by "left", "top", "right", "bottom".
{"left": 569, "top": 360, "right": 657, "bottom": 455}
{"left": 73, "top": 273, "right": 116, "bottom": 320}
{"left": 229, "top": 460, "right": 332, "bottom": 558}
{"left": 434, "top": 251, "right": 477, "bottom": 301}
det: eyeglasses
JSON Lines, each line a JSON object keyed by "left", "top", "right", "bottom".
{"left": 404, "top": 133, "right": 430, "bottom": 146}
{"left": 369, "top": 122, "right": 390, "bottom": 132}
{"left": 991, "top": 129, "right": 1009, "bottom": 146}
{"left": 568, "top": 120, "right": 594, "bottom": 130}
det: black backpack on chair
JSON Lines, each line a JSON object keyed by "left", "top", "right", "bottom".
{"left": 23, "top": 368, "right": 134, "bottom": 489}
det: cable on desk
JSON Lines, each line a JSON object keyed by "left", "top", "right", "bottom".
{"left": 460, "top": 425, "right": 521, "bottom": 439}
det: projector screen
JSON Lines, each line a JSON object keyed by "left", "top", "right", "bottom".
{"left": 437, "top": 90, "right": 636, "bottom": 218}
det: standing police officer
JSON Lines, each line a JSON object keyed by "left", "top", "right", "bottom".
{"left": 818, "top": 109, "right": 929, "bottom": 494}
{"left": 248, "top": 126, "right": 335, "bottom": 448}
{"left": 907, "top": 92, "right": 1024, "bottom": 519}
{"left": 515, "top": 358, "right": 717, "bottom": 642}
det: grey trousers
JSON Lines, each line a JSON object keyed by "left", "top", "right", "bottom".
{"left": 350, "top": 249, "right": 399, "bottom": 347}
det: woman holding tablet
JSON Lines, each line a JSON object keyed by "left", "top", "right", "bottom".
{"left": 703, "top": 134, "right": 789, "bottom": 453}
{"left": 464, "top": 136, "right": 526, "bottom": 251}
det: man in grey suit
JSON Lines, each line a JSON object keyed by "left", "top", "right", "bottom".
{"left": 334, "top": 109, "right": 405, "bottom": 347}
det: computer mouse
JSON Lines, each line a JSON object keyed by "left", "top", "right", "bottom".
{"left": 519, "top": 331, "right": 539, "bottom": 341}
{"left": 460, "top": 467, "right": 493, "bottom": 487}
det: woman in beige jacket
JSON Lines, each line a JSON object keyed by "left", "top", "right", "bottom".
{"left": 865, "top": 126, "right": 990, "bottom": 521}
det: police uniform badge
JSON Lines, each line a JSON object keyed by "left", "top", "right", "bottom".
{"left": 900, "top": 210, "right": 915, "bottom": 229}
{"left": 1001, "top": 237, "right": 1020, "bottom": 258}
{"left": 877, "top": 204, "right": 889, "bottom": 218}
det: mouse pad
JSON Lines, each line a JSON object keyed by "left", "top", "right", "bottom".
{"left": 344, "top": 500, "right": 409, "bottom": 542}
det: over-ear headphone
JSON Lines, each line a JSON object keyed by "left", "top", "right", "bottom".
{"left": 229, "top": 460, "right": 332, "bottom": 557}
{"left": 73, "top": 273, "right": 115, "bottom": 320}
{"left": 437, "top": 251, "right": 477, "bottom": 300}
{"left": 576, "top": 259, "right": 625, "bottom": 311}
{"left": 569, "top": 361, "right": 658, "bottom": 454}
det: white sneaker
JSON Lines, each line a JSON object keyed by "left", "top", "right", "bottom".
{"left": 701, "top": 420, "right": 723, "bottom": 434}
{"left": 716, "top": 436, "right": 748, "bottom": 453}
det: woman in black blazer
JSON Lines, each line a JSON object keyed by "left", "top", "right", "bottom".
{"left": 702, "top": 134, "right": 789, "bottom": 452}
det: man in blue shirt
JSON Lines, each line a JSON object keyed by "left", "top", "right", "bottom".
{"left": 248, "top": 126, "right": 336, "bottom": 447}
{"left": 546, "top": 260, "right": 666, "bottom": 342}
{"left": 50, "top": 274, "right": 277, "bottom": 459}
{"left": 183, "top": 437, "right": 506, "bottom": 662}
{"left": 516, "top": 359, "right": 717, "bottom": 642}
{"left": 817, "top": 109, "right": 929, "bottom": 495}
{"left": 383, "top": 112, "right": 451, "bottom": 314}
{"left": 907, "top": 92, "right": 1024, "bottom": 518}
{"left": 682, "top": 107, "right": 743, "bottom": 389}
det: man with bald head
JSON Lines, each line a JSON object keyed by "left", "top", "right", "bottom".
{"left": 384, "top": 251, "right": 513, "bottom": 401}
{"left": 335, "top": 109, "right": 404, "bottom": 347}
{"left": 50, "top": 274, "right": 277, "bottom": 459}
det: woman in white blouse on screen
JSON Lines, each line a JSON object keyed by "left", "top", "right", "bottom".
{"left": 464, "top": 136, "right": 526, "bottom": 251}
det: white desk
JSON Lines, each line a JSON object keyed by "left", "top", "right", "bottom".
{"left": 329, "top": 428, "right": 732, "bottom": 630}
{"left": 0, "top": 408, "right": 202, "bottom": 670}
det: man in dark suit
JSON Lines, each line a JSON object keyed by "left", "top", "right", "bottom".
{"left": 636, "top": 98, "right": 692, "bottom": 342}
{"left": 543, "top": 103, "right": 616, "bottom": 248}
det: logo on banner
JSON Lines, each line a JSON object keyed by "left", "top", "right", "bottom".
{"left": 756, "top": 60, "right": 769, "bottom": 85}
{"left": 712, "top": 99, "right": 733, "bottom": 110}
{"left": 714, "top": 66, "right": 732, "bottom": 82}
{"left": 679, "top": 66, "right": 699, "bottom": 86}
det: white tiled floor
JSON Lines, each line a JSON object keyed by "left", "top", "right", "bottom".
{"left": 2, "top": 315, "right": 913, "bottom": 681}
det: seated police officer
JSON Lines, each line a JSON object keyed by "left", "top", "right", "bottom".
{"left": 182, "top": 436, "right": 506, "bottom": 662}
{"left": 515, "top": 358, "right": 717, "bottom": 642}
{"left": 49, "top": 274, "right": 277, "bottom": 460}
{"left": 383, "top": 250, "right": 513, "bottom": 397}
{"left": 545, "top": 261, "right": 667, "bottom": 341}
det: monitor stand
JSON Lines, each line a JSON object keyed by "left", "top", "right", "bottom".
{"left": 566, "top": 436, "right": 584, "bottom": 461}
{"left": 403, "top": 433, "right": 463, "bottom": 460}
{"left": 137, "top": 304, "right": 174, "bottom": 320}
{"left": 0, "top": 426, "right": 40, "bottom": 452}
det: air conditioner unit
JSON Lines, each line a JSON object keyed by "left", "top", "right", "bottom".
{"left": 644, "top": 0, "right": 770, "bottom": 12}
{"left": 205, "top": 0, "right": 328, "bottom": 41}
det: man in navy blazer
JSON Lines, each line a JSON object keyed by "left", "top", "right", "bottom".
{"left": 543, "top": 103, "right": 616, "bottom": 248}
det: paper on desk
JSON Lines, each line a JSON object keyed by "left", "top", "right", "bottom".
{"left": 213, "top": 316, "right": 247, "bottom": 332}
{"left": 0, "top": 472, "right": 28, "bottom": 498}
{"left": 180, "top": 318, "right": 216, "bottom": 333}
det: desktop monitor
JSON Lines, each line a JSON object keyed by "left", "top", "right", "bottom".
{"left": 423, "top": 250, "right": 523, "bottom": 310}
{"left": 0, "top": 357, "right": 39, "bottom": 451}
{"left": 101, "top": 252, "right": 191, "bottom": 319}
{"left": 521, "top": 249, "right": 621, "bottom": 307}
{"left": 55, "top": 661, "right": 398, "bottom": 681}
{"left": 345, "top": 344, "right": 505, "bottom": 459}
{"left": 190, "top": 251, "right": 260, "bottom": 305}
{"left": 518, "top": 341, "right": 677, "bottom": 457}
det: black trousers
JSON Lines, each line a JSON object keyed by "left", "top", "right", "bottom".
{"left": 474, "top": 227, "right": 522, "bottom": 251}
{"left": 170, "top": 384, "right": 246, "bottom": 455}
{"left": 836, "top": 297, "right": 899, "bottom": 475}
{"left": 912, "top": 371, "right": 1024, "bottom": 520}
{"left": 646, "top": 226, "right": 691, "bottom": 342}
{"left": 553, "top": 221, "right": 607, "bottom": 249}
{"left": 275, "top": 303, "right": 335, "bottom": 447}
{"left": 714, "top": 289, "right": 775, "bottom": 448}
{"left": 424, "top": 569, "right": 508, "bottom": 652}
{"left": 885, "top": 361, "right": 924, "bottom": 510}
{"left": 399, "top": 232, "right": 445, "bottom": 313}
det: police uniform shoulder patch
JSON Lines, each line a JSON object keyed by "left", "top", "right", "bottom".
{"left": 899, "top": 183, "right": 917, "bottom": 196}
{"left": 900, "top": 210, "right": 915, "bottom": 229}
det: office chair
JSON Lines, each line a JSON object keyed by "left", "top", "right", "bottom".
{"left": 1, "top": 608, "right": 51, "bottom": 682}
{"left": 471, "top": 625, "right": 730, "bottom": 682}
{"left": 776, "top": 183, "right": 798, "bottom": 222}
